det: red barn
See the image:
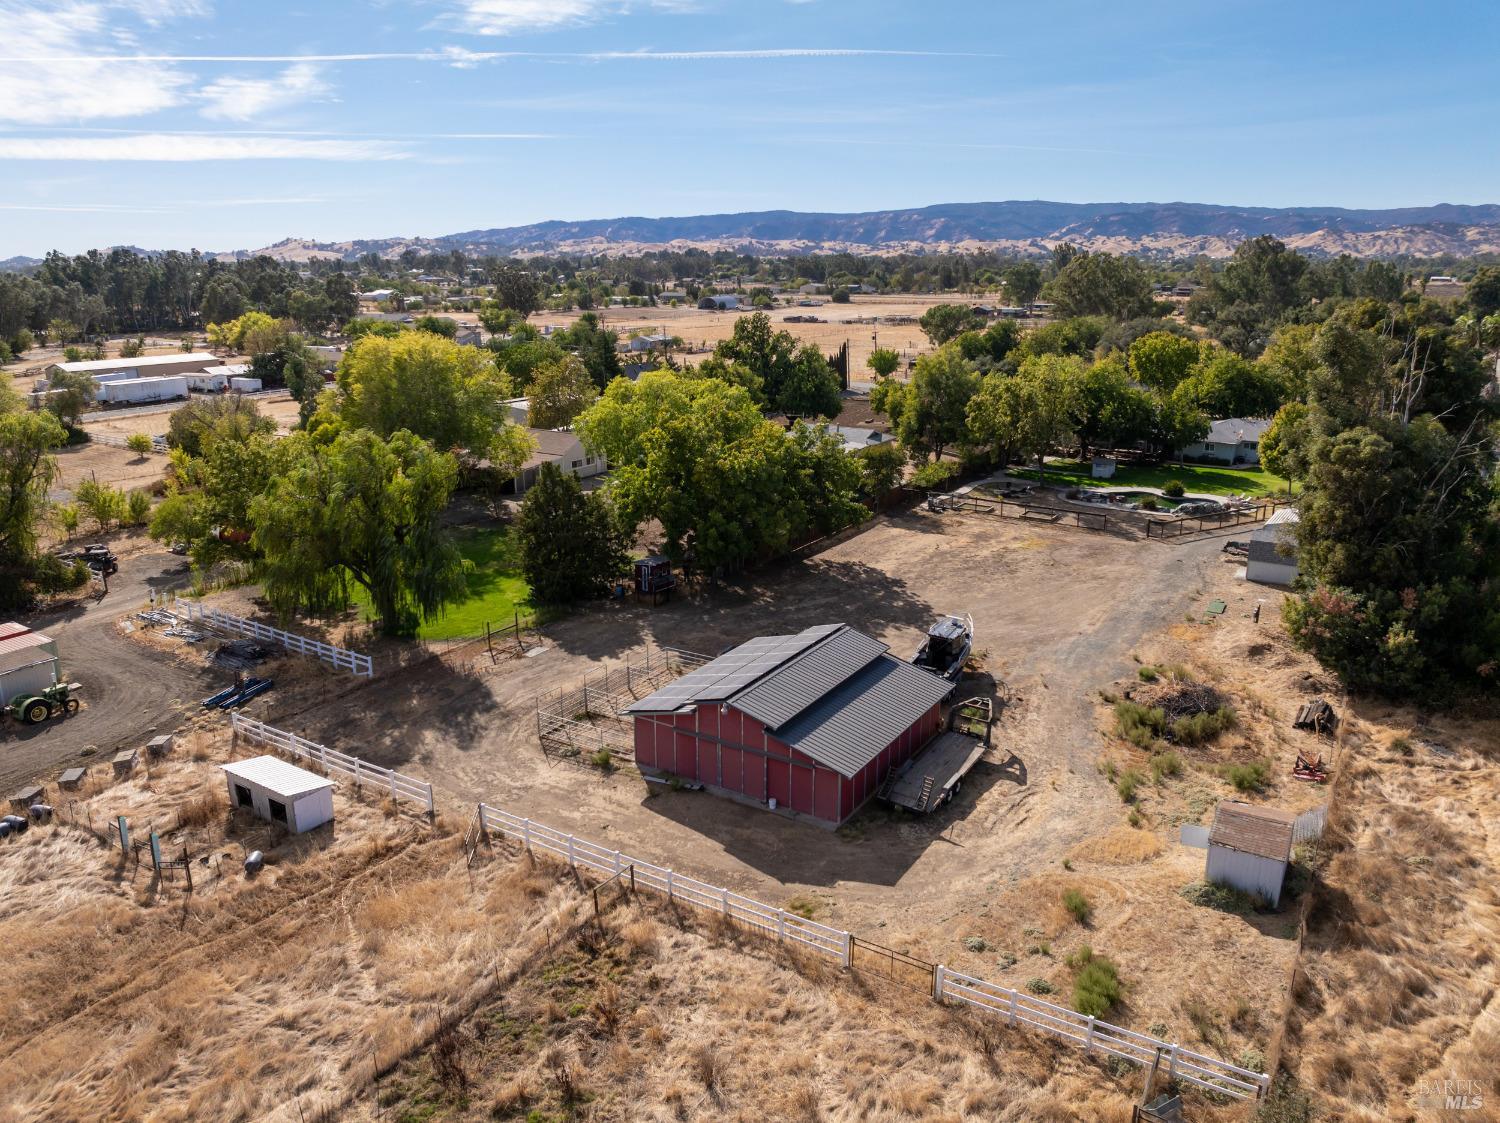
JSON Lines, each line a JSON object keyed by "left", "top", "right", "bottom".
{"left": 624, "top": 623, "right": 952, "bottom": 826}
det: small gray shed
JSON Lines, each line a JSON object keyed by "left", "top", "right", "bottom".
{"left": 1246, "top": 508, "right": 1299, "bottom": 586}
{"left": 0, "top": 623, "right": 60, "bottom": 706}
{"left": 1205, "top": 800, "right": 1296, "bottom": 907}
{"left": 222, "top": 756, "right": 335, "bottom": 834}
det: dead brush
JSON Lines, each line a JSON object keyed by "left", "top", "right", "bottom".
{"left": 690, "top": 1043, "right": 722, "bottom": 1090}
{"left": 590, "top": 981, "right": 624, "bottom": 1036}
{"left": 173, "top": 791, "right": 221, "bottom": 830}
{"left": 542, "top": 1045, "right": 583, "bottom": 1104}
{"left": 620, "top": 917, "right": 659, "bottom": 957}
{"left": 489, "top": 1078, "right": 533, "bottom": 1115}
{"left": 430, "top": 1026, "right": 470, "bottom": 1092}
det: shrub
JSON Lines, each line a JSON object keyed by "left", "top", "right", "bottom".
{"left": 963, "top": 936, "right": 992, "bottom": 952}
{"left": 1062, "top": 889, "right": 1091, "bottom": 924}
{"left": 1163, "top": 480, "right": 1186, "bottom": 497}
{"left": 911, "top": 459, "right": 958, "bottom": 490}
{"left": 1149, "top": 751, "right": 1182, "bottom": 783}
{"left": 1072, "top": 954, "right": 1123, "bottom": 1017}
{"left": 1026, "top": 977, "right": 1054, "bottom": 995}
{"left": 56, "top": 503, "right": 80, "bottom": 537}
{"left": 589, "top": 748, "right": 614, "bottom": 771}
{"left": 119, "top": 337, "right": 144, "bottom": 359}
{"left": 1115, "top": 768, "right": 1145, "bottom": 802}
{"left": 1219, "top": 759, "right": 1269, "bottom": 792}
{"left": 0, "top": 342, "right": 11, "bottom": 364}
{"left": 1171, "top": 706, "right": 1238, "bottom": 745}
{"left": 1114, "top": 700, "right": 1166, "bottom": 749}
{"left": 1179, "top": 880, "right": 1262, "bottom": 914}
{"left": 124, "top": 489, "right": 152, "bottom": 526}
{"left": 1137, "top": 665, "right": 1159, "bottom": 682}
{"left": 1138, "top": 496, "right": 1158, "bottom": 511}
{"left": 1127, "top": 808, "right": 1144, "bottom": 828}
{"left": 126, "top": 432, "right": 153, "bottom": 458}
{"left": 1065, "top": 944, "right": 1094, "bottom": 969}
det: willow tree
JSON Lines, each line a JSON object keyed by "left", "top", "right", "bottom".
{"left": 251, "top": 428, "right": 466, "bottom": 636}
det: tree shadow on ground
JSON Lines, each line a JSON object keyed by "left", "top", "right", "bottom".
{"left": 539, "top": 555, "right": 937, "bottom": 664}
{"left": 262, "top": 654, "right": 495, "bottom": 771}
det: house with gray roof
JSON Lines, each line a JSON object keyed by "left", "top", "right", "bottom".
{"left": 1179, "top": 417, "right": 1272, "bottom": 465}
{"left": 623, "top": 623, "right": 952, "bottom": 826}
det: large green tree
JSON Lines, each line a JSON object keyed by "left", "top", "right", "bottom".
{"left": 527, "top": 354, "right": 598, "bottom": 430}
{"left": 516, "top": 463, "right": 629, "bottom": 604}
{"left": 0, "top": 408, "right": 67, "bottom": 609}
{"left": 1045, "top": 253, "right": 1154, "bottom": 320}
{"left": 893, "top": 345, "right": 978, "bottom": 461}
{"left": 335, "top": 330, "right": 530, "bottom": 476}
{"left": 251, "top": 429, "right": 467, "bottom": 636}
{"left": 918, "top": 303, "right": 984, "bottom": 346}
{"left": 966, "top": 354, "right": 1082, "bottom": 481}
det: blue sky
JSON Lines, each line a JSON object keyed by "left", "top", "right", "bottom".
{"left": 1, "top": 0, "right": 1496, "bottom": 255}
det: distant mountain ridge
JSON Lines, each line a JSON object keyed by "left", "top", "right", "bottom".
{"left": 210, "top": 200, "right": 1500, "bottom": 262}
{"left": 10, "top": 200, "right": 1500, "bottom": 268}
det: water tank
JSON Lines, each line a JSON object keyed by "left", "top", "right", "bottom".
{"left": 244, "top": 850, "right": 264, "bottom": 874}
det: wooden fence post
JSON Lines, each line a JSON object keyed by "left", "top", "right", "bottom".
{"left": 1085, "top": 1016, "right": 1096, "bottom": 1053}
{"left": 841, "top": 931, "right": 852, "bottom": 969}
{"left": 1008, "top": 989, "right": 1018, "bottom": 1026}
{"left": 522, "top": 819, "right": 532, "bottom": 851}
{"left": 933, "top": 964, "right": 945, "bottom": 1002}
{"left": 666, "top": 869, "right": 675, "bottom": 902}
{"left": 1168, "top": 1043, "right": 1179, "bottom": 1082}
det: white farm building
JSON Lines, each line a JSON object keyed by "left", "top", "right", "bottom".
{"left": 1205, "top": 801, "right": 1296, "bottom": 908}
{"left": 222, "top": 756, "right": 335, "bottom": 834}
{"left": 47, "top": 352, "right": 224, "bottom": 381}
{"left": 1246, "top": 508, "right": 1300, "bottom": 586}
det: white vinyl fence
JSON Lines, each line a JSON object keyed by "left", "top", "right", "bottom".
{"left": 232, "top": 714, "right": 433, "bottom": 815}
{"left": 474, "top": 803, "right": 1269, "bottom": 1101}
{"left": 935, "top": 968, "right": 1269, "bottom": 1100}
{"left": 477, "top": 804, "right": 848, "bottom": 962}
{"left": 179, "top": 602, "right": 373, "bottom": 677}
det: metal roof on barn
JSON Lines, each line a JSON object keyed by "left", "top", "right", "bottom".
{"left": 623, "top": 623, "right": 952, "bottom": 778}
{"left": 776, "top": 657, "right": 954, "bottom": 777}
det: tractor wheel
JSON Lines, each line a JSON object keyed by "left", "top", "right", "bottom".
{"left": 64, "top": 698, "right": 80, "bottom": 715}
{"left": 24, "top": 700, "right": 50, "bottom": 724}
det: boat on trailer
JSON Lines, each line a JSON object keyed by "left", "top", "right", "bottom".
{"left": 912, "top": 612, "right": 973, "bottom": 685}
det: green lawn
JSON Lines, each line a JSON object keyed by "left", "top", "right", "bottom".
{"left": 1010, "top": 459, "right": 1298, "bottom": 498}
{"left": 347, "top": 523, "right": 538, "bottom": 640}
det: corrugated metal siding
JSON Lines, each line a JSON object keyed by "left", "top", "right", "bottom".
{"left": 733, "top": 627, "right": 886, "bottom": 729}
{"left": 1246, "top": 558, "right": 1298, "bottom": 586}
{"left": 1206, "top": 847, "right": 1287, "bottom": 907}
{"left": 0, "top": 659, "right": 57, "bottom": 705}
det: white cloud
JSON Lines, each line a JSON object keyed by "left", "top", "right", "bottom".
{"left": 0, "top": 135, "right": 409, "bottom": 160}
{"left": 199, "top": 62, "right": 331, "bottom": 121}
{"left": 0, "top": 0, "right": 194, "bottom": 124}
{"left": 442, "top": 0, "right": 697, "bottom": 36}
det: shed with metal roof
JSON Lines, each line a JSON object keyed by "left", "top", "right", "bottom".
{"left": 222, "top": 756, "right": 335, "bottom": 834}
{"left": 0, "top": 624, "right": 60, "bottom": 706}
{"left": 1205, "top": 800, "right": 1296, "bottom": 907}
{"left": 1246, "top": 508, "right": 1299, "bottom": 586}
{"left": 623, "top": 624, "right": 951, "bottom": 826}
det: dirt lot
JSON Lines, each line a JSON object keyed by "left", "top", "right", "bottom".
{"left": 0, "top": 537, "right": 215, "bottom": 798}
{"left": 157, "top": 505, "right": 1321, "bottom": 1069}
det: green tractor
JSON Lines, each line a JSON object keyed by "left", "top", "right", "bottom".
{"left": 7, "top": 682, "right": 82, "bottom": 725}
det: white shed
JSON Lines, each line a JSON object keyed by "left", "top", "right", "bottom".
{"left": 1205, "top": 800, "right": 1296, "bottom": 907}
{"left": 0, "top": 624, "right": 60, "bottom": 705}
{"left": 222, "top": 756, "right": 335, "bottom": 834}
{"left": 1246, "top": 508, "right": 1300, "bottom": 586}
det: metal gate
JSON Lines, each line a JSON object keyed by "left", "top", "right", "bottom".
{"left": 850, "top": 936, "right": 936, "bottom": 993}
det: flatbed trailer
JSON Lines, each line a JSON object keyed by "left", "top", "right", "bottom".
{"left": 880, "top": 731, "right": 987, "bottom": 812}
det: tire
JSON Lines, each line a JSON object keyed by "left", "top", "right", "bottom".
{"left": 64, "top": 698, "right": 80, "bottom": 715}
{"left": 24, "top": 700, "right": 50, "bottom": 724}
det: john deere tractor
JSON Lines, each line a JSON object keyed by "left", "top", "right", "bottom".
{"left": 7, "top": 682, "right": 81, "bottom": 725}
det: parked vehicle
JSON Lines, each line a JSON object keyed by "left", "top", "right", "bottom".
{"left": 6, "top": 681, "right": 81, "bottom": 725}
{"left": 912, "top": 613, "right": 974, "bottom": 684}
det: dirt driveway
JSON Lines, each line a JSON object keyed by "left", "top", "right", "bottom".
{"left": 0, "top": 544, "right": 212, "bottom": 796}
{"left": 266, "top": 507, "right": 1223, "bottom": 938}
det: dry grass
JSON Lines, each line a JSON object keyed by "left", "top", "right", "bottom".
{"left": 0, "top": 732, "right": 587, "bottom": 1123}
{"left": 1067, "top": 826, "right": 1163, "bottom": 865}
{"left": 1275, "top": 705, "right": 1500, "bottom": 1120}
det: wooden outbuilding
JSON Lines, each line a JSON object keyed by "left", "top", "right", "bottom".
{"left": 1205, "top": 801, "right": 1296, "bottom": 907}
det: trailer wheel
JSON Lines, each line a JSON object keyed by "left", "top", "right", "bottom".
{"left": 24, "top": 700, "right": 50, "bottom": 724}
{"left": 64, "top": 698, "right": 80, "bottom": 715}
